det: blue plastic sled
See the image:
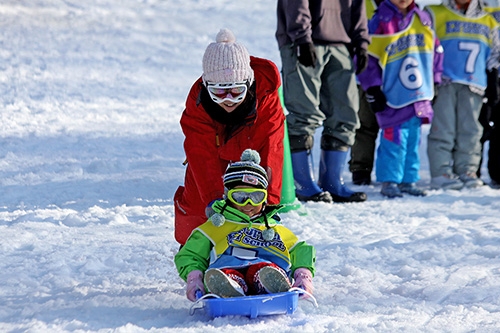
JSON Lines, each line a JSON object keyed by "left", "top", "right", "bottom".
{"left": 189, "top": 287, "right": 317, "bottom": 319}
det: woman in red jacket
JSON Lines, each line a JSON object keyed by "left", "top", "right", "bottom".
{"left": 174, "top": 28, "right": 285, "bottom": 245}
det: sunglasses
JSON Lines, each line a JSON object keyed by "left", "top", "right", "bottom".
{"left": 205, "top": 82, "right": 248, "bottom": 104}
{"left": 227, "top": 188, "right": 267, "bottom": 206}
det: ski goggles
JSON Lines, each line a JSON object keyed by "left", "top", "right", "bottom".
{"left": 205, "top": 82, "right": 248, "bottom": 104}
{"left": 227, "top": 188, "right": 268, "bottom": 206}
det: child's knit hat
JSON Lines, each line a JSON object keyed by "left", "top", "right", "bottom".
{"left": 223, "top": 149, "right": 268, "bottom": 190}
{"left": 211, "top": 149, "right": 276, "bottom": 241}
{"left": 202, "top": 28, "right": 254, "bottom": 84}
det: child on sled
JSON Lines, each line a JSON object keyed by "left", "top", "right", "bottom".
{"left": 175, "top": 149, "right": 315, "bottom": 301}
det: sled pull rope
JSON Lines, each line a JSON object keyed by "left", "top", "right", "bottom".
{"left": 289, "top": 287, "right": 318, "bottom": 308}
{"left": 189, "top": 293, "right": 220, "bottom": 316}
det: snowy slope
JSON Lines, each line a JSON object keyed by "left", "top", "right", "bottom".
{"left": 1, "top": 1, "right": 500, "bottom": 332}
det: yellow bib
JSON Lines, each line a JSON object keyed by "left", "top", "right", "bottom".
{"left": 367, "top": 15, "right": 435, "bottom": 107}
{"left": 197, "top": 220, "right": 299, "bottom": 265}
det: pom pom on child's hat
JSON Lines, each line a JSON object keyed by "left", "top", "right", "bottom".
{"left": 202, "top": 28, "right": 254, "bottom": 85}
{"left": 223, "top": 149, "right": 268, "bottom": 190}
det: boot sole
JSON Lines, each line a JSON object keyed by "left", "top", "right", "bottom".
{"left": 430, "top": 183, "right": 464, "bottom": 190}
{"left": 381, "top": 192, "right": 403, "bottom": 198}
{"left": 330, "top": 192, "right": 367, "bottom": 202}
{"left": 399, "top": 189, "right": 427, "bottom": 196}
{"left": 463, "top": 181, "right": 484, "bottom": 188}
{"left": 296, "top": 191, "right": 333, "bottom": 203}
{"left": 204, "top": 269, "right": 245, "bottom": 298}
{"left": 258, "top": 266, "right": 291, "bottom": 294}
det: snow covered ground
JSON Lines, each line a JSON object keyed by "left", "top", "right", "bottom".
{"left": 1, "top": 1, "right": 499, "bottom": 332}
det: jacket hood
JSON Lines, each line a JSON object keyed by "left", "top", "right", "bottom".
{"left": 249, "top": 56, "right": 281, "bottom": 99}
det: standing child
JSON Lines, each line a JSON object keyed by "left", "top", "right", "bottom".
{"left": 357, "top": 0, "right": 444, "bottom": 198}
{"left": 175, "top": 149, "right": 315, "bottom": 301}
{"left": 425, "top": 0, "right": 500, "bottom": 190}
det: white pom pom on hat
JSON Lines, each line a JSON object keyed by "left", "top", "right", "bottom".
{"left": 215, "top": 28, "right": 236, "bottom": 44}
{"left": 202, "top": 28, "right": 254, "bottom": 85}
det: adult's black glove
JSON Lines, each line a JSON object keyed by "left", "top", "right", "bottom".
{"left": 365, "top": 86, "right": 387, "bottom": 113}
{"left": 485, "top": 68, "right": 499, "bottom": 106}
{"left": 355, "top": 48, "right": 368, "bottom": 75}
{"left": 297, "top": 42, "right": 317, "bottom": 68}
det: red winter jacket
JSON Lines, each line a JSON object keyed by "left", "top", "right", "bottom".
{"left": 174, "top": 56, "right": 285, "bottom": 244}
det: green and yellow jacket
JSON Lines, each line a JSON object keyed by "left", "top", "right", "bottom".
{"left": 174, "top": 200, "right": 316, "bottom": 282}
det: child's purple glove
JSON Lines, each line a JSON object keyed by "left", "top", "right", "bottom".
{"left": 186, "top": 270, "right": 205, "bottom": 302}
{"left": 292, "top": 268, "right": 313, "bottom": 298}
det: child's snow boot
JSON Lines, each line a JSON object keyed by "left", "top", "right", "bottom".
{"left": 381, "top": 182, "right": 403, "bottom": 198}
{"left": 318, "top": 149, "right": 367, "bottom": 202}
{"left": 204, "top": 268, "right": 247, "bottom": 298}
{"left": 398, "top": 182, "right": 427, "bottom": 196}
{"left": 291, "top": 150, "right": 332, "bottom": 203}
{"left": 430, "top": 174, "right": 463, "bottom": 190}
{"left": 459, "top": 172, "right": 484, "bottom": 188}
{"left": 256, "top": 265, "right": 291, "bottom": 294}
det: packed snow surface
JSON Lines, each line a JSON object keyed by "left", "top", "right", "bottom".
{"left": 1, "top": 1, "right": 499, "bottom": 332}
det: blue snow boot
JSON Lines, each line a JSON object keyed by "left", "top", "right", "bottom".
{"left": 291, "top": 151, "right": 332, "bottom": 203}
{"left": 381, "top": 182, "right": 403, "bottom": 198}
{"left": 318, "top": 150, "right": 367, "bottom": 203}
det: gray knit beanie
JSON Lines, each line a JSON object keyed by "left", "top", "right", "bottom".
{"left": 202, "top": 28, "right": 254, "bottom": 84}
